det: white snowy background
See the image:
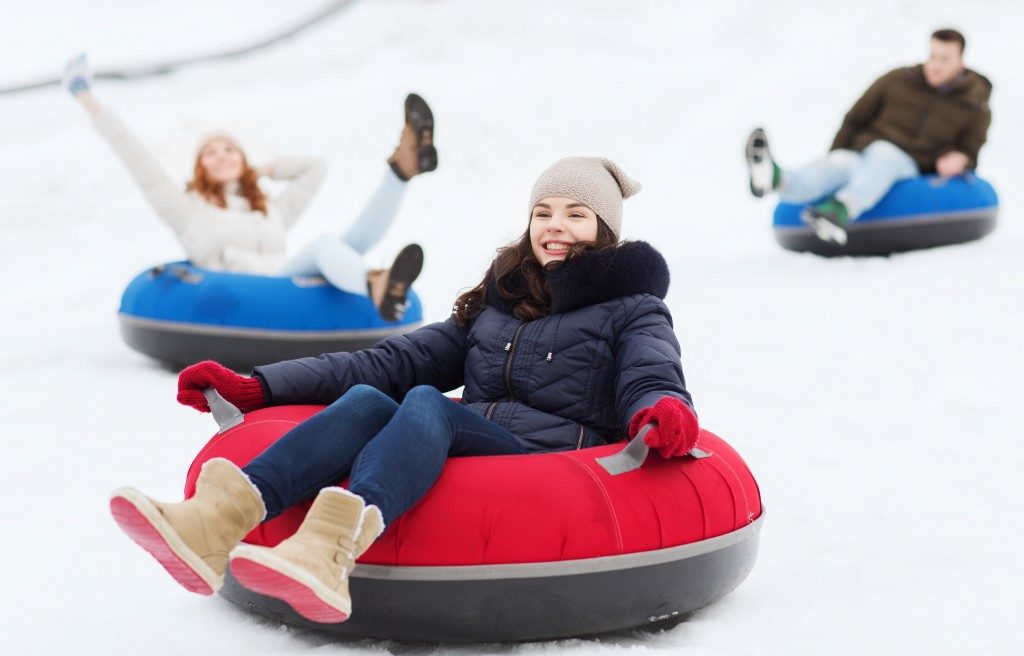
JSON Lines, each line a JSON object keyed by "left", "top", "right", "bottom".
{"left": 1, "top": 1, "right": 1021, "bottom": 654}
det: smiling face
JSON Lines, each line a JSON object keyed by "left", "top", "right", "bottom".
{"left": 196, "top": 137, "right": 246, "bottom": 184}
{"left": 923, "top": 38, "right": 965, "bottom": 88}
{"left": 529, "top": 196, "right": 600, "bottom": 266}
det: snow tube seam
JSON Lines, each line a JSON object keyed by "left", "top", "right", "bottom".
{"left": 678, "top": 461, "right": 710, "bottom": 536}
{"left": 185, "top": 418, "right": 304, "bottom": 494}
{"left": 710, "top": 451, "right": 754, "bottom": 522}
{"left": 562, "top": 451, "right": 625, "bottom": 553}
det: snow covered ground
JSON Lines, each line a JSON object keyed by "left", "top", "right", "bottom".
{"left": 1, "top": 1, "right": 1021, "bottom": 654}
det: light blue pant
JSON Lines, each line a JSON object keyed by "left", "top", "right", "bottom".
{"left": 279, "top": 167, "right": 407, "bottom": 294}
{"left": 778, "top": 140, "right": 919, "bottom": 220}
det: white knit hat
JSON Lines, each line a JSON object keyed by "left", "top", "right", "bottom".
{"left": 528, "top": 156, "right": 641, "bottom": 238}
{"left": 154, "top": 114, "right": 275, "bottom": 184}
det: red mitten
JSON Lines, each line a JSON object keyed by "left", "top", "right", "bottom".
{"left": 628, "top": 397, "right": 699, "bottom": 458}
{"left": 176, "top": 360, "right": 266, "bottom": 413}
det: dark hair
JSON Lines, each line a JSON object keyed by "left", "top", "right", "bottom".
{"left": 932, "top": 28, "right": 965, "bottom": 53}
{"left": 453, "top": 218, "right": 618, "bottom": 325}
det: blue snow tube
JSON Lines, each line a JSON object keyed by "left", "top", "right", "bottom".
{"left": 118, "top": 262, "right": 423, "bottom": 369}
{"left": 773, "top": 174, "right": 999, "bottom": 256}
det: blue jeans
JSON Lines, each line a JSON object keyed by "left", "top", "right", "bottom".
{"left": 243, "top": 385, "right": 528, "bottom": 526}
{"left": 778, "top": 140, "right": 919, "bottom": 219}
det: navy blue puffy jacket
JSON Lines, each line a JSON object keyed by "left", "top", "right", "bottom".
{"left": 254, "top": 241, "right": 693, "bottom": 452}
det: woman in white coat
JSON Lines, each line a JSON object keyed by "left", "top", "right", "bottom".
{"left": 64, "top": 54, "right": 433, "bottom": 321}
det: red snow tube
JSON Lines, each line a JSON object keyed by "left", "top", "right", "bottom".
{"left": 185, "top": 404, "right": 763, "bottom": 641}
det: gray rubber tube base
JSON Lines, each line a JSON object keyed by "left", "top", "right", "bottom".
{"left": 118, "top": 315, "right": 419, "bottom": 370}
{"left": 218, "top": 519, "right": 762, "bottom": 643}
{"left": 774, "top": 213, "right": 996, "bottom": 257}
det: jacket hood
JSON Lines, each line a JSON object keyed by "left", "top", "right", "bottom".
{"left": 485, "top": 240, "right": 670, "bottom": 315}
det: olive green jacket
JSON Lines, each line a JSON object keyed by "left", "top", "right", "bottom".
{"left": 831, "top": 65, "right": 992, "bottom": 172}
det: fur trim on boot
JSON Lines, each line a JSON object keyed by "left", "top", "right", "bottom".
{"left": 228, "top": 488, "right": 383, "bottom": 624}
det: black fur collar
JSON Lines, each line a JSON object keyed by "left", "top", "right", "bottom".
{"left": 485, "top": 241, "right": 670, "bottom": 315}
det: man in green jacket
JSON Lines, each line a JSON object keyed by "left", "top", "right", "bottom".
{"left": 746, "top": 29, "right": 992, "bottom": 244}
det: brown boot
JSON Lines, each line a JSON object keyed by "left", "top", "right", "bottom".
{"left": 228, "top": 488, "right": 384, "bottom": 624}
{"left": 366, "top": 244, "right": 424, "bottom": 322}
{"left": 387, "top": 93, "right": 437, "bottom": 181}
{"left": 109, "top": 458, "right": 265, "bottom": 595}
{"left": 366, "top": 268, "right": 388, "bottom": 309}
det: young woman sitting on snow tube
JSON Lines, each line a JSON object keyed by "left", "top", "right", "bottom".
{"left": 110, "top": 156, "right": 700, "bottom": 624}
{"left": 64, "top": 54, "right": 433, "bottom": 320}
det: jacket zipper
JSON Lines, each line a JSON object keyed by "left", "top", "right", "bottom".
{"left": 503, "top": 322, "right": 527, "bottom": 400}
{"left": 493, "top": 320, "right": 581, "bottom": 450}
{"left": 485, "top": 322, "right": 527, "bottom": 423}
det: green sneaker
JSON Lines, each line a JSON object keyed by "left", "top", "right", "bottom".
{"left": 745, "top": 128, "right": 781, "bottom": 198}
{"left": 801, "top": 198, "right": 849, "bottom": 245}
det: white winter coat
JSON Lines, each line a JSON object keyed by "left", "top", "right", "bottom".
{"left": 92, "top": 109, "right": 327, "bottom": 274}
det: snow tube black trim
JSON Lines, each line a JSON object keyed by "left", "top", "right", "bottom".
{"left": 218, "top": 514, "right": 763, "bottom": 642}
{"left": 773, "top": 209, "right": 997, "bottom": 257}
{"left": 119, "top": 314, "right": 420, "bottom": 370}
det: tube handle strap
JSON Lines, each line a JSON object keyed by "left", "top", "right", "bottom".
{"left": 596, "top": 423, "right": 711, "bottom": 476}
{"left": 203, "top": 388, "right": 244, "bottom": 433}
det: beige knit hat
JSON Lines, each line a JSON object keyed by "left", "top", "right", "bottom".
{"left": 528, "top": 156, "right": 641, "bottom": 238}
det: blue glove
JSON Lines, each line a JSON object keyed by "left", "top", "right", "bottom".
{"left": 63, "top": 53, "right": 93, "bottom": 96}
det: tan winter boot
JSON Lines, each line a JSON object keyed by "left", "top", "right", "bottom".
{"left": 386, "top": 93, "right": 437, "bottom": 181}
{"left": 109, "top": 457, "right": 265, "bottom": 595}
{"left": 355, "top": 505, "right": 384, "bottom": 557}
{"left": 228, "top": 488, "right": 385, "bottom": 624}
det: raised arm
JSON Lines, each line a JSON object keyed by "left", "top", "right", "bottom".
{"left": 65, "top": 54, "right": 193, "bottom": 234}
{"left": 266, "top": 156, "right": 328, "bottom": 227}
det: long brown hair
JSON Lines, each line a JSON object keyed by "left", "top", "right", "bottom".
{"left": 453, "top": 219, "right": 617, "bottom": 325}
{"left": 186, "top": 139, "right": 268, "bottom": 215}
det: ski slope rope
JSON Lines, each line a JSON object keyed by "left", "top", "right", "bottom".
{"left": 0, "top": 0, "right": 359, "bottom": 96}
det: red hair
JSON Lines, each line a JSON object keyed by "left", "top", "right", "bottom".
{"left": 186, "top": 139, "right": 268, "bottom": 215}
